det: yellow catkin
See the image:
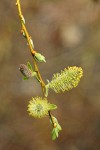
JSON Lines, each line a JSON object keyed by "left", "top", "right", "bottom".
{"left": 46, "top": 66, "right": 83, "bottom": 93}
{"left": 27, "top": 97, "right": 57, "bottom": 118}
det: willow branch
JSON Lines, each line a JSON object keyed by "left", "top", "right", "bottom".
{"left": 16, "top": 0, "right": 55, "bottom": 127}
{"left": 16, "top": 0, "right": 36, "bottom": 55}
{"left": 16, "top": 0, "right": 45, "bottom": 92}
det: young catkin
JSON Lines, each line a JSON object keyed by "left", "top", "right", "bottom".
{"left": 27, "top": 97, "right": 57, "bottom": 118}
{"left": 46, "top": 66, "right": 83, "bottom": 93}
{"left": 19, "top": 64, "right": 33, "bottom": 78}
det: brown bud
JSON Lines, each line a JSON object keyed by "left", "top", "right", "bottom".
{"left": 19, "top": 64, "right": 33, "bottom": 78}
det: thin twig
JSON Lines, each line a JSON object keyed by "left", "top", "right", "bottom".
{"left": 16, "top": 0, "right": 55, "bottom": 127}
{"left": 16, "top": 0, "right": 45, "bottom": 91}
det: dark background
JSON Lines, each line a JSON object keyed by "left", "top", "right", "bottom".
{"left": 0, "top": 0, "right": 100, "bottom": 149}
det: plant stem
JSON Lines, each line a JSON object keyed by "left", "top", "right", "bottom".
{"left": 16, "top": 0, "right": 36, "bottom": 55}
{"left": 16, "top": 0, "right": 45, "bottom": 91}
{"left": 16, "top": 0, "right": 55, "bottom": 127}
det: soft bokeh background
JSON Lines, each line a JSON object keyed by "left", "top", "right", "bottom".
{"left": 0, "top": 0, "right": 100, "bottom": 149}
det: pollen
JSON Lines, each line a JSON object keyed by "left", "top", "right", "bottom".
{"left": 27, "top": 97, "right": 57, "bottom": 118}
{"left": 46, "top": 66, "right": 83, "bottom": 93}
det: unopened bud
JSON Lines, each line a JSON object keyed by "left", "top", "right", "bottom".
{"left": 21, "top": 29, "right": 26, "bottom": 38}
{"left": 19, "top": 64, "right": 34, "bottom": 78}
{"left": 54, "top": 123, "right": 57, "bottom": 128}
{"left": 21, "top": 15, "right": 25, "bottom": 24}
{"left": 29, "top": 37, "right": 34, "bottom": 48}
{"left": 34, "top": 52, "right": 46, "bottom": 62}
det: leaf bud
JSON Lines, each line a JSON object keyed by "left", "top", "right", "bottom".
{"left": 34, "top": 52, "right": 46, "bottom": 62}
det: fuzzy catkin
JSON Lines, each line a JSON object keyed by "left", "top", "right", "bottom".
{"left": 19, "top": 64, "right": 33, "bottom": 78}
{"left": 46, "top": 66, "right": 83, "bottom": 93}
{"left": 27, "top": 97, "right": 57, "bottom": 118}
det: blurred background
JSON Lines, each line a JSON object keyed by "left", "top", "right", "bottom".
{"left": 0, "top": 0, "right": 100, "bottom": 149}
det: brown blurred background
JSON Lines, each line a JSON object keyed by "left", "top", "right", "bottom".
{"left": 0, "top": 0, "right": 100, "bottom": 149}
